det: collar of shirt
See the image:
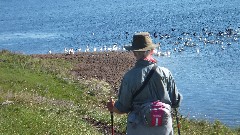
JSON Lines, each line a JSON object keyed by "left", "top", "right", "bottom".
{"left": 135, "top": 59, "right": 157, "bottom": 67}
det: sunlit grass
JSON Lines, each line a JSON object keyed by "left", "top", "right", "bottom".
{"left": 0, "top": 102, "right": 101, "bottom": 135}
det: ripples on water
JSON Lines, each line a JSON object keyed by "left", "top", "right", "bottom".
{"left": 157, "top": 43, "right": 240, "bottom": 127}
{"left": 0, "top": 0, "right": 239, "bottom": 54}
{"left": 0, "top": 0, "right": 240, "bottom": 127}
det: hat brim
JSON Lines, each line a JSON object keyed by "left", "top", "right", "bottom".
{"left": 124, "top": 43, "right": 159, "bottom": 51}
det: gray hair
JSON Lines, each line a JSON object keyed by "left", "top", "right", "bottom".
{"left": 133, "top": 50, "right": 152, "bottom": 59}
{"left": 144, "top": 50, "right": 151, "bottom": 57}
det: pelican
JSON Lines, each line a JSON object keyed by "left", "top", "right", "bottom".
{"left": 85, "top": 46, "right": 90, "bottom": 52}
{"left": 104, "top": 46, "right": 107, "bottom": 51}
{"left": 107, "top": 47, "right": 112, "bottom": 51}
{"left": 112, "top": 44, "right": 118, "bottom": 51}
{"left": 69, "top": 48, "right": 74, "bottom": 54}
{"left": 93, "top": 47, "right": 97, "bottom": 52}
{"left": 64, "top": 48, "right": 68, "bottom": 54}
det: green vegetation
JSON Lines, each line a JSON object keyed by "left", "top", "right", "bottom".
{"left": 0, "top": 50, "right": 239, "bottom": 135}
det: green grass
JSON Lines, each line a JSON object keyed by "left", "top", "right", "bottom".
{"left": 0, "top": 50, "right": 239, "bottom": 135}
{"left": 0, "top": 104, "right": 101, "bottom": 135}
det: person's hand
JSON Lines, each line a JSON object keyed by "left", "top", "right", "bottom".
{"left": 107, "top": 98, "right": 115, "bottom": 112}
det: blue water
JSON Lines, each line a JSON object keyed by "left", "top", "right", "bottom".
{"left": 0, "top": 0, "right": 240, "bottom": 127}
{"left": 158, "top": 46, "right": 240, "bottom": 127}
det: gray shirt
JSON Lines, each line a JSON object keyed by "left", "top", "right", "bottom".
{"left": 115, "top": 59, "right": 182, "bottom": 113}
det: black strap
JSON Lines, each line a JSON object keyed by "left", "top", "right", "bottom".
{"left": 132, "top": 65, "right": 157, "bottom": 99}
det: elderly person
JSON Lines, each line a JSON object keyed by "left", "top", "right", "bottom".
{"left": 107, "top": 32, "right": 182, "bottom": 135}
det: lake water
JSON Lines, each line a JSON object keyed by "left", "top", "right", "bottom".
{"left": 0, "top": 0, "right": 239, "bottom": 127}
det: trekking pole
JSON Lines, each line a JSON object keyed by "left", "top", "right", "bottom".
{"left": 109, "top": 96, "right": 114, "bottom": 135}
{"left": 175, "top": 108, "right": 181, "bottom": 135}
{"left": 111, "top": 111, "right": 114, "bottom": 135}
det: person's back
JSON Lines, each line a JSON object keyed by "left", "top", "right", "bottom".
{"left": 107, "top": 32, "right": 182, "bottom": 135}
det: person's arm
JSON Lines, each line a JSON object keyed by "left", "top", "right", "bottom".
{"left": 166, "top": 70, "right": 182, "bottom": 108}
{"left": 107, "top": 75, "right": 134, "bottom": 114}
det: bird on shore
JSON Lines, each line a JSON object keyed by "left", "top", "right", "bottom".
{"left": 49, "top": 26, "right": 239, "bottom": 55}
{"left": 112, "top": 44, "right": 118, "bottom": 51}
{"left": 93, "top": 47, "right": 97, "bottom": 52}
{"left": 85, "top": 46, "right": 90, "bottom": 52}
{"left": 64, "top": 48, "right": 68, "bottom": 54}
{"left": 69, "top": 48, "right": 74, "bottom": 54}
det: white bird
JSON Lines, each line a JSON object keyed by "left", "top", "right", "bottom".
{"left": 69, "top": 48, "right": 74, "bottom": 54}
{"left": 233, "top": 37, "right": 238, "bottom": 41}
{"left": 104, "top": 46, "right": 107, "bottom": 51}
{"left": 221, "top": 45, "right": 225, "bottom": 50}
{"left": 196, "top": 48, "right": 200, "bottom": 54}
{"left": 85, "top": 46, "right": 90, "bottom": 52}
{"left": 93, "top": 47, "right": 97, "bottom": 52}
{"left": 112, "top": 44, "right": 118, "bottom": 51}
{"left": 64, "top": 48, "right": 68, "bottom": 54}
{"left": 153, "top": 49, "right": 158, "bottom": 55}
{"left": 155, "top": 51, "right": 162, "bottom": 56}
{"left": 166, "top": 51, "right": 171, "bottom": 57}
{"left": 107, "top": 47, "right": 112, "bottom": 51}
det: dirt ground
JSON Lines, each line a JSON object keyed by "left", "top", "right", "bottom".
{"left": 32, "top": 51, "right": 136, "bottom": 93}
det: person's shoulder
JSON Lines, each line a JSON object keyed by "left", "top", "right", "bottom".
{"left": 156, "top": 66, "right": 172, "bottom": 76}
{"left": 157, "top": 66, "right": 170, "bottom": 73}
{"left": 123, "top": 67, "right": 138, "bottom": 79}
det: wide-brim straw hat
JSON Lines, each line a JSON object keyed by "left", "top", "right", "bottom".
{"left": 124, "top": 32, "right": 159, "bottom": 51}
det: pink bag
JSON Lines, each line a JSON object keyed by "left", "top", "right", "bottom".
{"left": 140, "top": 100, "right": 171, "bottom": 127}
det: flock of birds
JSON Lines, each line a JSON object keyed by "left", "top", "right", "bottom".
{"left": 48, "top": 27, "right": 239, "bottom": 57}
{"left": 61, "top": 44, "right": 121, "bottom": 55}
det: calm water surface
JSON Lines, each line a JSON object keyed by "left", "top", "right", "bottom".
{"left": 0, "top": 0, "right": 239, "bottom": 127}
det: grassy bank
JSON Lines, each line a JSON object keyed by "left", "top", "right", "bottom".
{"left": 0, "top": 50, "right": 239, "bottom": 135}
